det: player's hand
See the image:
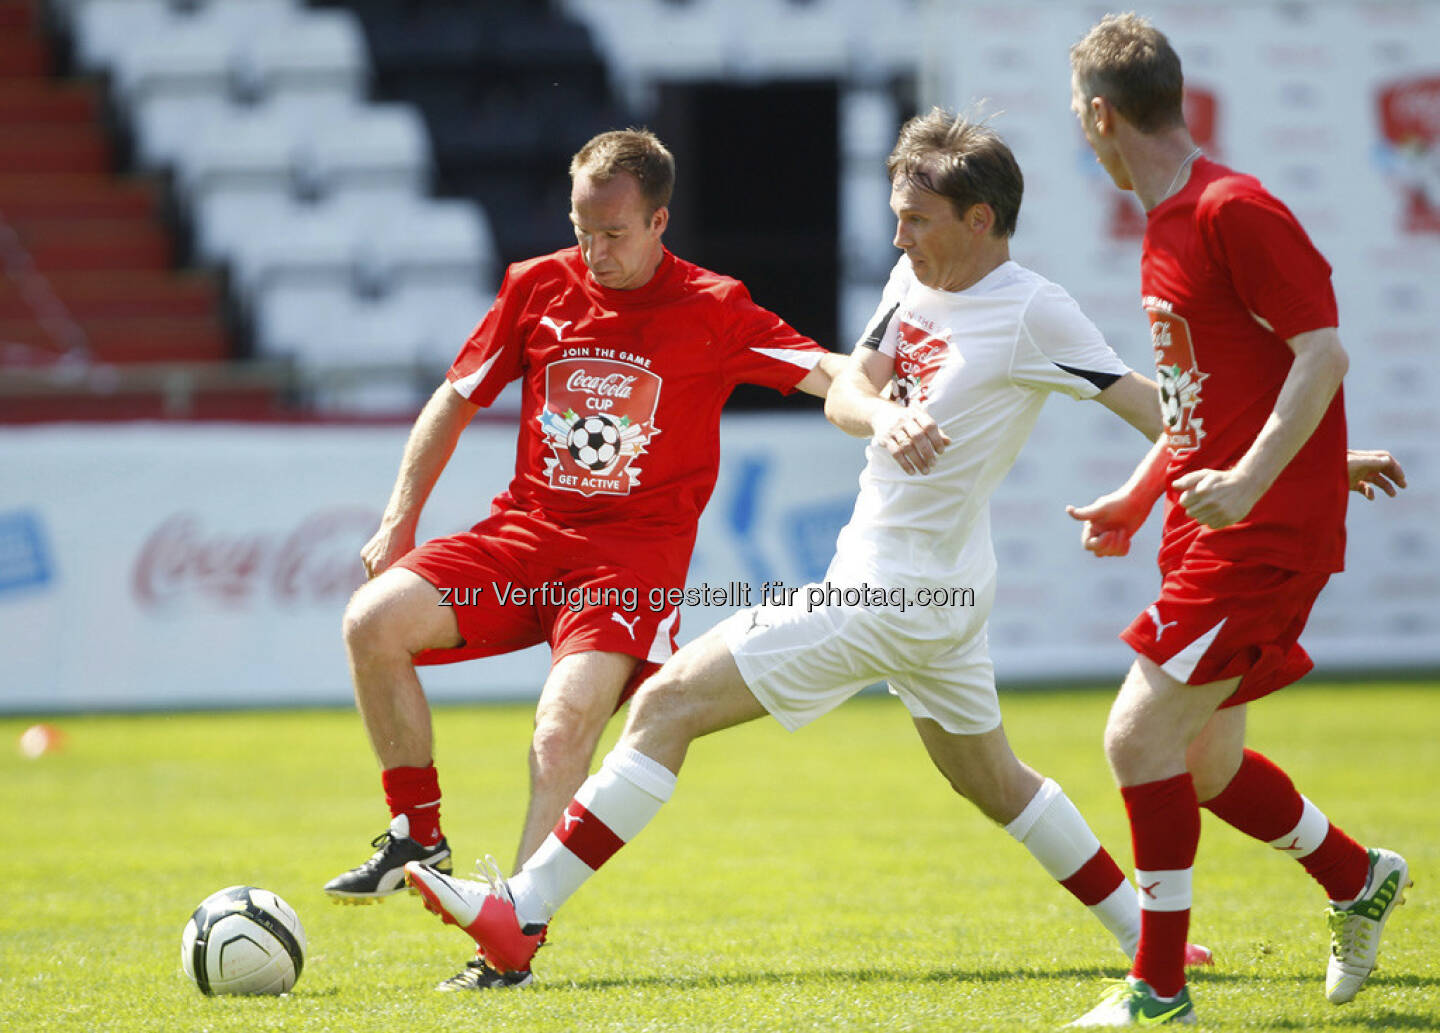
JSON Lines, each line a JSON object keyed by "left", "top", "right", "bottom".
{"left": 1066, "top": 491, "right": 1148, "bottom": 557}
{"left": 1347, "top": 448, "right": 1407, "bottom": 500}
{"left": 1172, "top": 467, "right": 1261, "bottom": 529}
{"left": 360, "top": 522, "right": 416, "bottom": 579}
{"left": 874, "top": 405, "right": 950, "bottom": 475}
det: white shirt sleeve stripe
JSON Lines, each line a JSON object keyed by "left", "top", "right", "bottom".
{"left": 749, "top": 346, "right": 821, "bottom": 370}
{"left": 450, "top": 349, "right": 504, "bottom": 399}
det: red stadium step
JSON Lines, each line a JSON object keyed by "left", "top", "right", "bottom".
{"left": 0, "top": 271, "right": 223, "bottom": 320}
{"left": 0, "top": 314, "right": 229, "bottom": 363}
{"left": 15, "top": 218, "right": 172, "bottom": 271}
{"left": 0, "top": 81, "right": 101, "bottom": 124}
{"left": 0, "top": 0, "right": 37, "bottom": 32}
{"left": 0, "top": 125, "right": 110, "bottom": 174}
{"left": 0, "top": 35, "right": 48, "bottom": 77}
{"left": 0, "top": 388, "right": 289, "bottom": 422}
{"left": 0, "top": 174, "right": 158, "bottom": 220}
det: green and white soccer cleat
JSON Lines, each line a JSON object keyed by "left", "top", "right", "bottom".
{"left": 1068, "top": 976, "right": 1196, "bottom": 1027}
{"left": 1325, "top": 847, "right": 1411, "bottom": 1004}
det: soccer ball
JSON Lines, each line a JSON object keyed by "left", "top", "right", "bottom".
{"left": 567, "top": 414, "right": 621, "bottom": 471}
{"left": 180, "top": 886, "right": 306, "bottom": 996}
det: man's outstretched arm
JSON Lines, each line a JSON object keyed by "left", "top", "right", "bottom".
{"left": 362, "top": 382, "right": 481, "bottom": 577}
{"left": 793, "top": 351, "right": 849, "bottom": 398}
{"left": 1095, "top": 371, "right": 1164, "bottom": 439}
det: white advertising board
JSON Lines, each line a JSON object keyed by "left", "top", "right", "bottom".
{"left": 1, "top": 406, "right": 1435, "bottom": 713}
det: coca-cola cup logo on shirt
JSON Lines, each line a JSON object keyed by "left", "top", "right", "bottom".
{"left": 538, "top": 356, "right": 662, "bottom": 498}
{"left": 132, "top": 507, "right": 376, "bottom": 610}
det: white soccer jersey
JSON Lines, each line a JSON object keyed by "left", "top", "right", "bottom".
{"left": 835, "top": 256, "right": 1130, "bottom": 584}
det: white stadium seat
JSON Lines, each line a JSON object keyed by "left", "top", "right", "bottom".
{"left": 191, "top": 189, "right": 294, "bottom": 267}
{"left": 362, "top": 198, "right": 497, "bottom": 290}
{"left": 384, "top": 280, "right": 497, "bottom": 367}
{"left": 70, "top": 0, "right": 170, "bottom": 74}
{"left": 243, "top": 9, "right": 369, "bottom": 107}
{"left": 227, "top": 195, "right": 371, "bottom": 297}
{"left": 253, "top": 280, "right": 358, "bottom": 363}
{"left": 130, "top": 92, "right": 232, "bottom": 172}
{"left": 175, "top": 104, "right": 304, "bottom": 200}
{"left": 305, "top": 104, "right": 432, "bottom": 198}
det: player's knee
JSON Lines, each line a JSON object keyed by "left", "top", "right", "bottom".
{"left": 342, "top": 588, "right": 402, "bottom": 658}
{"left": 1102, "top": 721, "right": 1144, "bottom": 779}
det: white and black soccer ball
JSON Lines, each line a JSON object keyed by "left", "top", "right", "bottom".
{"left": 567, "top": 415, "right": 621, "bottom": 471}
{"left": 180, "top": 886, "right": 306, "bottom": 996}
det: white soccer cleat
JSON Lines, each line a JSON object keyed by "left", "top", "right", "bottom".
{"left": 1325, "top": 847, "right": 1411, "bottom": 1004}
{"left": 1068, "top": 976, "right": 1196, "bottom": 1026}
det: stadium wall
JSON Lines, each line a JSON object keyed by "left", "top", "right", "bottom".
{"left": 2, "top": 414, "right": 1436, "bottom": 713}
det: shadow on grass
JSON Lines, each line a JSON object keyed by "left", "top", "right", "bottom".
{"left": 550, "top": 963, "right": 1150, "bottom": 993}
{"left": 528, "top": 965, "right": 1439, "bottom": 1029}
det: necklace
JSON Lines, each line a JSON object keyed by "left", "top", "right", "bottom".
{"left": 1161, "top": 146, "right": 1202, "bottom": 203}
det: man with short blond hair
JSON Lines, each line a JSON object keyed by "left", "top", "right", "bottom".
{"left": 1065, "top": 13, "right": 1410, "bottom": 1026}
{"left": 324, "top": 127, "right": 843, "bottom": 990}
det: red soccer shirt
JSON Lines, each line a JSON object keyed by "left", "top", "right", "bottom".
{"left": 446, "top": 246, "right": 824, "bottom": 586}
{"left": 1142, "top": 157, "right": 1347, "bottom": 573}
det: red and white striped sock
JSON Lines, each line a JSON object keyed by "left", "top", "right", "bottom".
{"left": 1201, "top": 749, "right": 1368, "bottom": 902}
{"left": 509, "top": 745, "right": 676, "bottom": 927}
{"left": 1123, "top": 773, "right": 1199, "bottom": 999}
{"left": 381, "top": 764, "right": 443, "bottom": 847}
{"left": 1005, "top": 777, "right": 1138, "bottom": 956}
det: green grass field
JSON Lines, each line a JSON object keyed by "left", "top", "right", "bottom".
{"left": 4, "top": 682, "right": 1435, "bottom": 1032}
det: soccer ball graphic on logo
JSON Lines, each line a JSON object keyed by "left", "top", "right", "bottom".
{"left": 180, "top": 886, "right": 306, "bottom": 996}
{"left": 566, "top": 415, "right": 621, "bottom": 471}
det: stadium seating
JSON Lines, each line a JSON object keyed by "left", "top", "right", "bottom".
{"left": 43, "top": 0, "right": 503, "bottom": 392}
{"left": 0, "top": 0, "right": 233, "bottom": 393}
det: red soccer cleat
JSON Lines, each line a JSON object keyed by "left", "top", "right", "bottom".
{"left": 405, "top": 859, "right": 546, "bottom": 973}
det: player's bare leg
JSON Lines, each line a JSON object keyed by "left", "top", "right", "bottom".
{"left": 1072, "top": 660, "right": 1235, "bottom": 1025}
{"left": 344, "top": 567, "right": 463, "bottom": 768}
{"left": 513, "top": 650, "right": 636, "bottom": 871}
{"left": 618, "top": 629, "right": 770, "bottom": 770}
{"left": 325, "top": 568, "right": 464, "bottom": 901}
{"left": 1184, "top": 704, "right": 1246, "bottom": 800}
{"left": 911, "top": 719, "right": 1042, "bottom": 823}
{"left": 915, "top": 718, "right": 1207, "bottom": 966}
{"left": 404, "top": 626, "right": 768, "bottom": 969}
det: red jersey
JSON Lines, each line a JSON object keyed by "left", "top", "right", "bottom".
{"left": 1142, "top": 157, "right": 1347, "bottom": 574}
{"left": 446, "top": 246, "right": 824, "bottom": 586}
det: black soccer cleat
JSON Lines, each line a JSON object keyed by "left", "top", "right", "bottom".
{"left": 324, "top": 814, "right": 452, "bottom": 902}
{"left": 435, "top": 955, "right": 535, "bottom": 991}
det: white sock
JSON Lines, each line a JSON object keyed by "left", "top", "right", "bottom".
{"left": 510, "top": 745, "right": 676, "bottom": 927}
{"left": 1005, "top": 777, "right": 1138, "bottom": 956}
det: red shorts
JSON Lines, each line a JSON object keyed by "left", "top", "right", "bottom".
{"left": 395, "top": 512, "right": 681, "bottom": 707}
{"left": 1121, "top": 557, "right": 1330, "bottom": 707}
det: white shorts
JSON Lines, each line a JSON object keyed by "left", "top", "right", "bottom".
{"left": 720, "top": 575, "right": 1000, "bottom": 735}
